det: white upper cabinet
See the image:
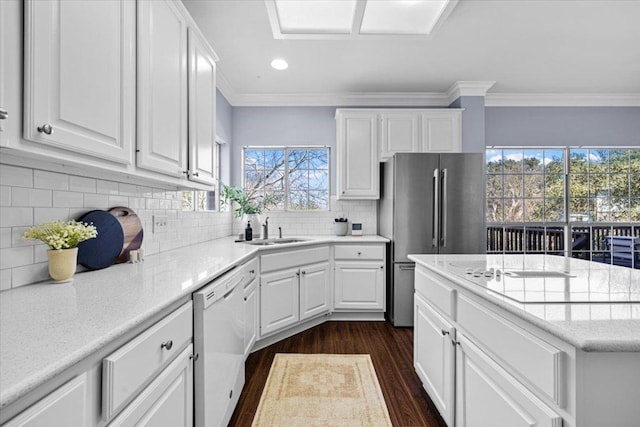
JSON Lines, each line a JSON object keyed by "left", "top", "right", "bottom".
{"left": 187, "top": 28, "right": 218, "bottom": 185}
{"left": 379, "top": 111, "right": 421, "bottom": 160}
{"left": 422, "top": 110, "right": 462, "bottom": 153}
{"left": 137, "top": 0, "right": 189, "bottom": 178}
{"left": 335, "top": 110, "right": 379, "bottom": 199}
{"left": 22, "top": 0, "right": 135, "bottom": 164}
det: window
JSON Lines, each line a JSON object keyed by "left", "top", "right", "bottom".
{"left": 182, "top": 140, "right": 221, "bottom": 211}
{"left": 486, "top": 147, "right": 640, "bottom": 268}
{"left": 243, "top": 146, "right": 330, "bottom": 211}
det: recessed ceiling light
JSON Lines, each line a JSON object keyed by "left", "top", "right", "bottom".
{"left": 271, "top": 58, "right": 289, "bottom": 70}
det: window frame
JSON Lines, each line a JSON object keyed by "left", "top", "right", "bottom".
{"left": 485, "top": 146, "right": 640, "bottom": 265}
{"left": 242, "top": 145, "right": 331, "bottom": 212}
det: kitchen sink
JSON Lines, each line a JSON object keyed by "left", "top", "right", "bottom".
{"left": 245, "top": 238, "right": 310, "bottom": 246}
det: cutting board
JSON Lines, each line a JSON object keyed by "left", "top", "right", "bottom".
{"left": 77, "top": 210, "right": 124, "bottom": 270}
{"left": 108, "top": 206, "right": 144, "bottom": 263}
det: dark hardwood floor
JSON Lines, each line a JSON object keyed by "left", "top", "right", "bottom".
{"left": 228, "top": 321, "right": 448, "bottom": 427}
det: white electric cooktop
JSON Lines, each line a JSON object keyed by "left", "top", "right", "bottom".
{"left": 442, "top": 255, "right": 640, "bottom": 304}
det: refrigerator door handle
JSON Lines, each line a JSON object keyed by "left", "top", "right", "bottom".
{"left": 432, "top": 168, "right": 440, "bottom": 247}
{"left": 441, "top": 168, "right": 447, "bottom": 247}
{"left": 398, "top": 264, "right": 416, "bottom": 271}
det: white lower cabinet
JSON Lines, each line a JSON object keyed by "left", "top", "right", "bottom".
{"left": 260, "top": 262, "right": 331, "bottom": 337}
{"left": 414, "top": 264, "right": 565, "bottom": 427}
{"left": 299, "top": 262, "right": 331, "bottom": 321}
{"left": 108, "top": 345, "right": 194, "bottom": 427}
{"left": 3, "top": 374, "right": 88, "bottom": 427}
{"left": 260, "top": 267, "right": 301, "bottom": 336}
{"left": 455, "top": 335, "right": 561, "bottom": 427}
{"left": 333, "top": 244, "right": 386, "bottom": 311}
{"left": 414, "top": 294, "right": 455, "bottom": 427}
{"left": 334, "top": 261, "right": 384, "bottom": 310}
{"left": 259, "top": 246, "right": 331, "bottom": 337}
{"left": 243, "top": 278, "right": 258, "bottom": 359}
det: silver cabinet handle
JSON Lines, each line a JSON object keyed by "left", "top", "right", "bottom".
{"left": 37, "top": 124, "right": 53, "bottom": 135}
{"left": 182, "top": 170, "right": 188, "bottom": 175}
{"left": 0, "top": 107, "right": 7, "bottom": 120}
{"left": 301, "top": 270, "right": 306, "bottom": 275}
{"left": 441, "top": 330, "right": 449, "bottom": 336}
{"left": 432, "top": 168, "right": 439, "bottom": 247}
{"left": 190, "top": 352, "right": 199, "bottom": 361}
{"left": 441, "top": 168, "right": 448, "bottom": 247}
{"left": 191, "top": 171, "right": 199, "bottom": 177}
{"left": 161, "top": 340, "right": 173, "bottom": 350}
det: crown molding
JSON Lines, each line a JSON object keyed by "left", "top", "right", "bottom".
{"left": 226, "top": 91, "right": 452, "bottom": 107}
{"left": 485, "top": 93, "right": 640, "bottom": 107}
{"left": 446, "top": 81, "right": 496, "bottom": 104}
{"left": 216, "top": 74, "right": 640, "bottom": 107}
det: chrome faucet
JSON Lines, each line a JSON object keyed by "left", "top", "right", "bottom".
{"left": 262, "top": 217, "right": 269, "bottom": 240}
{"left": 278, "top": 226, "right": 282, "bottom": 239}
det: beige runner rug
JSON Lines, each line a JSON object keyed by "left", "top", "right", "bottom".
{"left": 252, "top": 353, "right": 393, "bottom": 427}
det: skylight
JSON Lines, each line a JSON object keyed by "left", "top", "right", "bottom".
{"left": 265, "top": 0, "right": 458, "bottom": 39}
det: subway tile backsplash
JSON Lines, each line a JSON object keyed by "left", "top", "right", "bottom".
{"left": 0, "top": 164, "right": 233, "bottom": 290}
{"left": 0, "top": 164, "right": 378, "bottom": 289}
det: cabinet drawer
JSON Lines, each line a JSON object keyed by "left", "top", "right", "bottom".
{"left": 261, "top": 245, "right": 329, "bottom": 273}
{"left": 334, "top": 244, "right": 384, "bottom": 260}
{"left": 242, "top": 257, "right": 259, "bottom": 287}
{"left": 102, "top": 302, "right": 193, "bottom": 420}
{"left": 457, "top": 295, "right": 564, "bottom": 406}
{"left": 414, "top": 266, "right": 456, "bottom": 318}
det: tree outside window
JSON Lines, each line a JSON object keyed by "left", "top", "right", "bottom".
{"left": 243, "top": 147, "right": 330, "bottom": 211}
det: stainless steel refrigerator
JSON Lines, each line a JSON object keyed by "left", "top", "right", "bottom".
{"left": 378, "top": 153, "right": 485, "bottom": 326}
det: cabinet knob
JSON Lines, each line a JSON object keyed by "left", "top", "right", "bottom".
{"left": 0, "top": 107, "right": 7, "bottom": 120}
{"left": 296, "top": 271, "right": 300, "bottom": 277}
{"left": 441, "top": 330, "right": 449, "bottom": 336}
{"left": 37, "top": 124, "right": 53, "bottom": 135}
{"left": 190, "top": 352, "right": 199, "bottom": 361}
{"left": 182, "top": 170, "right": 188, "bottom": 175}
{"left": 191, "top": 171, "right": 199, "bottom": 177}
{"left": 161, "top": 340, "right": 173, "bottom": 350}
{"left": 243, "top": 296, "right": 247, "bottom": 301}
{"left": 250, "top": 269, "right": 255, "bottom": 274}
{"left": 301, "top": 271, "right": 306, "bottom": 275}
{"left": 379, "top": 265, "right": 384, "bottom": 269}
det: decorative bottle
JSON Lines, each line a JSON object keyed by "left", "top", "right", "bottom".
{"left": 245, "top": 221, "right": 253, "bottom": 241}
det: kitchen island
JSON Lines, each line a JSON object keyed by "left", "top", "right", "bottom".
{"left": 409, "top": 254, "right": 640, "bottom": 427}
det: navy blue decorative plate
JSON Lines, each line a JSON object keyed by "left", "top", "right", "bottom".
{"left": 77, "top": 210, "right": 124, "bottom": 270}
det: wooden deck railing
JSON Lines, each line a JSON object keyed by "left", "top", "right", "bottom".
{"left": 487, "top": 224, "right": 640, "bottom": 268}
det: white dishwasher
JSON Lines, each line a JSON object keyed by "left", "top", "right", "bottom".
{"left": 194, "top": 267, "right": 245, "bottom": 427}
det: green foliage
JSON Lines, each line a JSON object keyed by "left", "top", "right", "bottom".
{"left": 221, "top": 183, "right": 276, "bottom": 218}
{"left": 23, "top": 220, "right": 97, "bottom": 250}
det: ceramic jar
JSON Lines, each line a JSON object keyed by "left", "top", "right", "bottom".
{"left": 47, "top": 247, "right": 78, "bottom": 282}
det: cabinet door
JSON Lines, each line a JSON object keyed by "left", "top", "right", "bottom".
{"left": 455, "top": 334, "right": 562, "bottom": 427}
{"left": 421, "top": 111, "right": 461, "bottom": 153}
{"left": 336, "top": 110, "right": 379, "bottom": 199}
{"left": 0, "top": 0, "right": 21, "bottom": 148}
{"left": 109, "top": 345, "right": 194, "bottom": 427}
{"left": 243, "top": 280, "right": 257, "bottom": 358}
{"left": 23, "top": 0, "right": 135, "bottom": 164}
{"left": 137, "top": 0, "right": 188, "bottom": 177}
{"left": 380, "top": 111, "right": 420, "bottom": 161}
{"left": 414, "top": 294, "right": 455, "bottom": 426}
{"left": 299, "top": 261, "right": 331, "bottom": 321}
{"left": 334, "top": 261, "right": 384, "bottom": 310}
{"left": 187, "top": 27, "right": 217, "bottom": 185}
{"left": 260, "top": 268, "right": 300, "bottom": 336}
{"left": 4, "top": 374, "right": 88, "bottom": 427}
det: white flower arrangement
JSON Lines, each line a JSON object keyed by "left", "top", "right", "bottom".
{"left": 23, "top": 220, "right": 98, "bottom": 250}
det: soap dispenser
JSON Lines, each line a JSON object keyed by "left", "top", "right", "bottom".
{"left": 245, "top": 221, "right": 253, "bottom": 241}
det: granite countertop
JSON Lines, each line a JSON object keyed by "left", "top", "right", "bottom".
{"left": 0, "top": 235, "right": 388, "bottom": 409}
{"left": 408, "top": 254, "right": 640, "bottom": 353}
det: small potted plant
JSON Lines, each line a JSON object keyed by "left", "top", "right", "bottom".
{"left": 221, "top": 184, "right": 276, "bottom": 238}
{"left": 23, "top": 220, "right": 97, "bottom": 282}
